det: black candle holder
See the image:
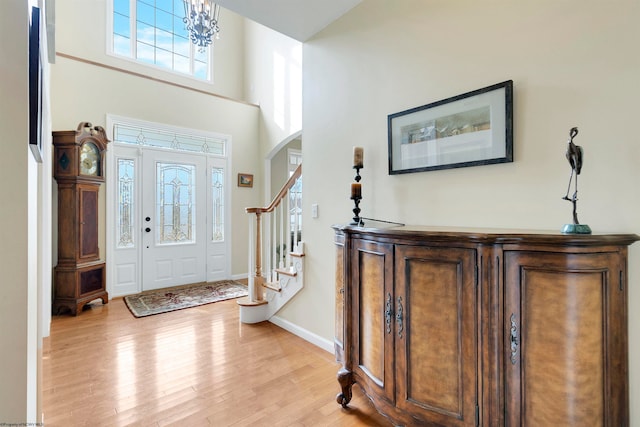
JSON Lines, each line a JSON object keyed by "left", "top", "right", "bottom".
{"left": 353, "top": 166, "right": 362, "bottom": 183}
{"left": 350, "top": 166, "right": 363, "bottom": 226}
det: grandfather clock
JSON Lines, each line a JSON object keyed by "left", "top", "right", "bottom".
{"left": 53, "top": 122, "right": 109, "bottom": 315}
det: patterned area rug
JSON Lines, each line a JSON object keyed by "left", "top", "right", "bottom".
{"left": 124, "top": 280, "right": 248, "bottom": 318}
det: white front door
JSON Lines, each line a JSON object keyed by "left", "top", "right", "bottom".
{"left": 109, "top": 143, "right": 230, "bottom": 296}
{"left": 142, "top": 149, "right": 207, "bottom": 290}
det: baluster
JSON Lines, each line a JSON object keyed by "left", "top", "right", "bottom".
{"left": 271, "top": 206, "right": 277, "bottom": 281}
{"left": 294, "top": 188, "right": 298, "bottom": 257}
{"left": 295, "top": 178, "right": 302, "bottom": 252}
{"left": 264, "top": 211, "right": 269, "bottom": 283}
{"left": 286, "top": 187, "right": 291, "bottom": 268}
{"left": 291, "top": 186, "right": 297, "bottom": 255}
{"left": 279, "top": 198, "right": 284, "bottom": 268}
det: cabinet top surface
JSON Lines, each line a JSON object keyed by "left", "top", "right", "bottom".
{"left": 332, "top": 224, "right": 640, "bottom": 247}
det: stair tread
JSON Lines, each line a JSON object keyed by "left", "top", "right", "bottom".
{"left": 262, "top": 281, "right": 282, "bottom": 292}
{"left": 275, "top": 267, "right": 297, "bottom": 277}
{"left": 236, "top": 296, "right": 268, "bottom": 307}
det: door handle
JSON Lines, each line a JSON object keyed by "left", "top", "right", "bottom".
{"left": 396, "top": 296, "right": 404, "bottom": 339}
{"left": 385, "top": 293, "right": 393, "bottom": 334}
{"left": 510, "top": 313, "right": 519, "bottom": 365}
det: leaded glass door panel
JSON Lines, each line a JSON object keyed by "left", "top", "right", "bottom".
{"left": 207, "top": 156, "right": 227, "bottom": 282}
{"left": 112, "top": 146, "right": 140, "bottom": 296}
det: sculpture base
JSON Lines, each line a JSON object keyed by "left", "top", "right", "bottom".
{"left": 561, "top": 224, "right": 592, "bottom": 234}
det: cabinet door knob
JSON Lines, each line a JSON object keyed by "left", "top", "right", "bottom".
{"left": 145, "top": 227, "right": 151, "bottom": 233}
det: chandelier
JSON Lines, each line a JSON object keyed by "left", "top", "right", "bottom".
{"left": 183, "top": 0, "right": 221, "bottom": 52}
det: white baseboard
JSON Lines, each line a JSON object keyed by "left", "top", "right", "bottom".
{"left": 269, "top": 315, "right": 334, "bottom": 354}
{"left": 231, "top": 273, "right": 248, "bottom": 281}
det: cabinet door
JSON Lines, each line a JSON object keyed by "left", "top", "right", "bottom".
{"left": 351, "top": 239, "right": 395, "bottom": 403}
{"left": 395, "top": 245, "right": 478, "bottom": 426}
{"left": 79, "top": 263, "right": 105, "bottom": 296}
{"left": 78, "top": 183, "right": 100, "bottom": 260}
{"left": 504, "top": 250, "right": 627, "bottom": 426}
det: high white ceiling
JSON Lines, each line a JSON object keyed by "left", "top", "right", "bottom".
{"left": 213, "top": 0, "right": 362, "bottom": 41}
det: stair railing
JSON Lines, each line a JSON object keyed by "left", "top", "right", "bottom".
{"left": 245, "top": 164, "right": 302, "bottom": 303}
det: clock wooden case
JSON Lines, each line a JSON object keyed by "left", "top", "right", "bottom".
{"left": 53, "top": 122, "right": 109, "bottom": 315}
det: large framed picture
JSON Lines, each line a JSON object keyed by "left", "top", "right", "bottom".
{"left": 388, "top": 80, "right": 513, "bottom": 175}
{"left": 29, "top": 5, "right": 43, "bottom": 163}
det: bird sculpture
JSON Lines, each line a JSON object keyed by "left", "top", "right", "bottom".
{"left": 561, "top": 126, "right": 591, "bottom": 233}
{"left": 562, "top": 126, "right": 582, "bottom": 203}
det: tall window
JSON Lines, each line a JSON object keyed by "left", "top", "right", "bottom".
{"left": 110, "top": 0, "right": 211, "bottom": 80}
{"left": 288, "top": 149, "right": 302, "bottom": 246}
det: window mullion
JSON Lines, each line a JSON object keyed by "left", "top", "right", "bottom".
{"left": 131, "top": 0, "right": 137, "bottom": 60}
{"left": 190, "top": 40, "right": 195, "bottom": 76}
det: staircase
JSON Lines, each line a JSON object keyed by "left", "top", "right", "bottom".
{"left": 237, "top": 164, "right": 304, "bottom": 323}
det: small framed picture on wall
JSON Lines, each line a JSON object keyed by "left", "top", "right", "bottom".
{"left": 238, "top": 173, "right": 253, "bottom": 188}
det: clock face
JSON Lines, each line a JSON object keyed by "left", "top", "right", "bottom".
{"left": 80, "top": 142, "right": 100, "bottom": 176}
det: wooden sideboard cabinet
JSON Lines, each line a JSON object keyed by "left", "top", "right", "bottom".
{"left": 333, "top": 225, "right": 638, "bottom": 426}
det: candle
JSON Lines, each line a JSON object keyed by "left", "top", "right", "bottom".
{"left": 353, "top": 146, "right": 364, "bottom": 168}
{"left": 351, "top": 182, "right": 362, "bottom": 199}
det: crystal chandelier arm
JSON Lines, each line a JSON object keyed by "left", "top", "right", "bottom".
{"left": 183, "top": 0, "right": 221, "bottom": 51}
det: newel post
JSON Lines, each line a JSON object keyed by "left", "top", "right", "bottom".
{"left": 253, "top": 210, "right": 264, "bottom": 301}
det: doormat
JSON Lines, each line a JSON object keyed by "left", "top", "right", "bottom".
{"left": 123, "top": 280, "right": 248, "bottom": 318}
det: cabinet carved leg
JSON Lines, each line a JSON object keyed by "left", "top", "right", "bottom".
{"left": 336, "top": 367, "right": 354, "bottom": 408}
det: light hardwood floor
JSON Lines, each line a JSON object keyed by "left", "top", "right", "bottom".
{"left": 42, "top": 297, "right": 391, "bottom": 426}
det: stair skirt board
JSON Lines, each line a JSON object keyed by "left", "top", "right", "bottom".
{"left": 239, "top": 302, "right": 270, "bottom": 324}
{"left": 239, "top": 271, "right": 303, "bottom": 324}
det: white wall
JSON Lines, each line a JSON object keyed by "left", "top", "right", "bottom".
{"left": 244, "top": 20, "right": 302, "bottom": 161}
{"left": 51, "top": 56, "right": 260, "bottom": 277}
{"left": 270, "top": 138, "right": 301, "bottom": 199}
{"left": 55, "top": 0, "right": 246, "bottom": 101}
{"left": 281, "top": 0, "right": 640, "bottom": 422}
{"left": 0, "top": 1, "right": 29, "bottom": 419}
{"left": 0, "top": 0, "right": 45, "bottom": 423}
